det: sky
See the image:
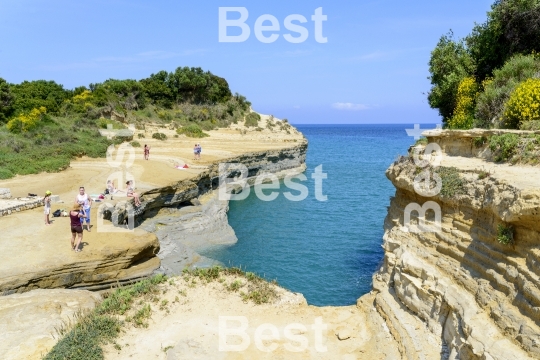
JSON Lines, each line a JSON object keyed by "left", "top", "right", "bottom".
{"left": 0, "top": 0, "right": 494, "bottom": 124}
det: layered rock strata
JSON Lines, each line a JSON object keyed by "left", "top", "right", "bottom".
{"left": 372, "top": 129, "right": 540, "bottom": 359}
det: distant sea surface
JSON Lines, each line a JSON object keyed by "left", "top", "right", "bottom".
{"left": 200, "top": 124, "right": 436, "bottom": 306}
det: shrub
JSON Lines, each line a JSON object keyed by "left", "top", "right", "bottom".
{"left": 503, "top": 78, "right": 540, "bottom": 129}
{"left": 6, "top": 106, "right": 47, "bottom": 133}
{"left": 97, "top": 118, "right": 126, "bottom": 130}
{"left": 435, "top": 167, "right": 466, "bottom": 197}
{"left": 157, "top": 109, "right": 173, "bottom": 121}
{"left": 176, "top": 123, "right": 209, "bottom": 138}
{"left": 447, "top": 77, "right": 478, "bottom": 129}
{"left": 0, "top": 168, "right": 14, "bottom": 179}
{"left": 497, "top": 224, "right": 514, "bottom": 245}
{"left": 152, "top": 132, "right": 167, "bottom": 140}
{"left": 130, "top": 141, "right": 141, "bottom": 147}
{"left": 489, "top": 133, "right": 520, "bottom": 162}
{"left": 475, "top": 54, "right": 540, "bottom": 128}
{"left": 415, "top": 137, "right": 428, "bottom": 146}
{"left": 137, "top": 133, "right": 145, "bottom": 138}
{"left": 244, "top": 112, "right": 260, "bottom": 127}
{"left": 473, "top": 136, "right": 487, "bottom": 147}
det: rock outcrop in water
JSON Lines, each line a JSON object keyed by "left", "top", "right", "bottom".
{"left": 371, "top": 129, "right": 540, "bottom": 359}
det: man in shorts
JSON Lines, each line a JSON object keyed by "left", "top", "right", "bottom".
{"left": 75, "top": 186, "right": 93, "bottom": 232}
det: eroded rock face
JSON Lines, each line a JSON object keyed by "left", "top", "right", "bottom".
{"left": 371, "top": 131, "right": 540, "bottom": 359}
{"left": 112, "top": 141, "right": 308, "bottom": 222}
{"left": 120, "top": 141, "right": 308, "bottom": 273}
{"left": 0, "top": 289, "right": 101, "bottom": 360}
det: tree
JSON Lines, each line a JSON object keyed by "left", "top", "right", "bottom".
{"left": 140, "top": 71, "right": 174, "bottom": 108}
{"left": 0, "top": 78, "right": 14, "bottom": 123}
{"left": 10, "top": 80, "right": 68, "bottom": 115}
{"left": 466, "top": 0, "right": 540, "bottom": 81}
{"left": 427, "top": 32, "right": 475, "bottom": 124}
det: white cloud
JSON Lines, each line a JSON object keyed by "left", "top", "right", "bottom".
{"left": 332, "top": 103, "right": 370, "bottom": 111}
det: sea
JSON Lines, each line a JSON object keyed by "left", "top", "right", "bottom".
{"left": 200, "top": 124, "right": 437, "bottom": 306}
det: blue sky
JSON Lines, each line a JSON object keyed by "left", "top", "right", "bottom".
{"left": 0, "top": 0, "right": 494, "bottom": 124}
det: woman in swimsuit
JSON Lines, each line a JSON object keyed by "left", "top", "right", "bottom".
{"left": 144, "top": 144, "right": 151, "bottom": 160}
{"left": 70, "top": 204, "right": 86, "bottom": 252}
{"left": 126, "top": 180, "right": 142, "bottom": 207}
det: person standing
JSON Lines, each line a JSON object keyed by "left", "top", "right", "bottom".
{"left": 193, "top": 144, "right": 198, "bottom": 160}
{"left": 196, "top": 143, "right": 202, "bottom": 160}
{"left": 70, "top": 204, "right": 86, "bottom": 252}
{"left": 144, "top": 144, "right": 151, "bottom": 160}
{"left": 43, "top": 190, "right": 52, "bottom": 226}
{"left": 75, "top": 186, "right": 93, "bottom": 232}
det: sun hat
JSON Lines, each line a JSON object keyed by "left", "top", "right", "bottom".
{"left": 45, "top": 190, "right": 52, "bottom": 195}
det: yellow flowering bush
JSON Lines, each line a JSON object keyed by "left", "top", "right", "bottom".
{"left": 64, "top": 90, "right": 94, "bottom": 113}
{"left": 6, "top": 106, "right": 47, "bottom": 133}
{"left": 504, "top": 78, "right": 540, "bottom": 129}
{"left": 447, "top": 77, "right": 478, "bottom": 129}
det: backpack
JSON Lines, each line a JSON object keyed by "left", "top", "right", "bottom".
{"left": 52, "top": 209, "right": 61, "bottom": 217}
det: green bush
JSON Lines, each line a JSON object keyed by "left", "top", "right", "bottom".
{"left": 130, "top": 141, "right": 141, "bottom": 147}
{"left": 475, "top": 54, "right": 540, "bottom": 128}
{"left": 97, "top": 118, "right": 126, "bottom": 130}
{"left": 137, "top": 133, "right": 145, "bottom": 138}
{"left": 152, "top": 132, "right": 167, "bottom": 141}
{"left": 0, "top": 168, "right": 13, "bottom": 179}
{"left": 176, "top": 123, "right": 209, "bottom": 138}
{"left": 244, "top": 112, "right": 260, "bottom": 127}
{"left": 489, "top": 133, "right": 520, "bottom": 162}
{"left": 435, "top": 166, "right": 466, "bottom": 197}
{"left": 497, "top": 224, "right": 514, "bottom": 245}
{"left": 473, "top": 136, "right": 487, "bottom": 147}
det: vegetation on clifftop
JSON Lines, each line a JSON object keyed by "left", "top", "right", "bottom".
{"left": 45, "top": 267, "right": 281, "bottom": 360}
{"left": 428, "top": 0, "right": 540, "bottom": 129}
{"left": 0, "top": 67, "right": 252, "bottom": 179}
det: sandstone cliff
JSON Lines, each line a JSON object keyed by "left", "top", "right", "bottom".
{"left": 371, "top": 129, "right": 540, "bottom": 359}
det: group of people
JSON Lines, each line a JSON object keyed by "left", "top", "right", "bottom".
{"left": 43, "top": 180, "right": 142, "bottom": 252}
{"left": 42, "top": 142, "right": 200, "bottom": 252}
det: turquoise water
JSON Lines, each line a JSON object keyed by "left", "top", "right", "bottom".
{"left": 201, "top": 124, "right": 432, "bottom": 306}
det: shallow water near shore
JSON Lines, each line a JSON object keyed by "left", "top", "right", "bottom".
{"left": 200, "top": 124, "right": 433, "bottom": 306}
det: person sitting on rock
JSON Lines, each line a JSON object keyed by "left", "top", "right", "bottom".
{"left": 126, "top": 180, "right": 142, "bottom": 207}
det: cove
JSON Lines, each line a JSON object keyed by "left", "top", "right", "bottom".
{"left": 200, "top": 124, "right": 426, "bottom": 306}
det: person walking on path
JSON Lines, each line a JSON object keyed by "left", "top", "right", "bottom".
{"left": 75, "top": 186, "right": 93, "bottom": 232}
{"left": 70, "top": 204, "right": 86, "bottom": 252}
{"left": 144, "top": 144, "right": 151, "bottom": 160}
{"left": 43, "top": 190, "right": 52, "bottom": 226}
